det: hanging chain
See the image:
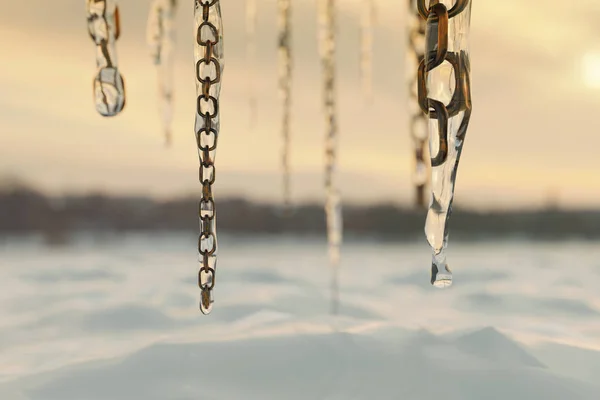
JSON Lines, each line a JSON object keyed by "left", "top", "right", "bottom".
{"left": 278, "top": 0, "right": 293, "bottom": 210}
{"left": 194, "top": 0, "right": 223, "bottom": 314}
{"left": 246, "top": 0, "right": 257, "bottom": 128}
{"left": 407, "top": 0, "right": 428, "bottom": 208}
{"left": 86, "top": 0, "right": 125, "bottom": 117}
{"left": 360, "top": 0, "right": 375, "bottom": 102}
{"left": 318, "top": 0, "right": 342, "bottom": 315}
{"left": 417, "top": 0, "right": 472, "bottom": 287}
{"left": 147, "top": 0, "right": 178, "bottom": 146}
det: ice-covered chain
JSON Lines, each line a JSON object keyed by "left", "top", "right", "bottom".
{"left": 147, "top": 0, "right": 178, "bottom": 146}
{"left": 86, "top": 0, "right": 125, "bottom": 117}
{"left": 194, "top": 0, "right": 223, "bottom": 314}
{"left": 246, "top": 0, "right": 257, "bottom": 128}
{"left": 417, "top": 0, "right": 472, "bottom": 287}
{"left": 318, "top": 0, "right": 342, "bottom": 315}
{"left": 360, "top": 0, "right": 375, "bottom": 102}
{"left": 407, "top": 0, "right": 428, "bottom": 208}
{"left": 278, "top": 0, "right": 293, "bottom": 210}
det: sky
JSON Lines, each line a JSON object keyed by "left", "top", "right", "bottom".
{"left": 1, "top": 0, "right": 600, "bottom": 209}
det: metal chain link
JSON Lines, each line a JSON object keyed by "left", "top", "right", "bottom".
{"left": 86, "top": 0, "right": 125, "bottom": 117}
{"left": 147, "top": 0, "right": 178, "bottom": 146}
{"left": 278, "top": 0, "right": 293, "bottom": 210}
{"left": 194, "top": 0, "right": 223, "bottom": 314}
{"left": 417, "top": 0, "right": 472, "bottom": 287}
{"left": 318, "top": 0, "right": 342, "bottom": 316}
{"left": 407, "top": 0, "right": 428, "bottom": 208}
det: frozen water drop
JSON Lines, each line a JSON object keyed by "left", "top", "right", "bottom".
{"left": 431, "top": 251, "right": 452, "bottom": 288}
{"left": 200, "top": 288, "right": 213, "bottom": 315}
{"left": 93, "top": 67, "right": 125, "bottom": 117}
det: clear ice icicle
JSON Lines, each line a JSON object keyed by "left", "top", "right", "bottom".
{"left": 407, "top": 0, "right": 429, "bottom": 207}
{"left": 318, "top": 0, "right": 342, "bottom": 315}
{"left": 278, "top": 0, "right": 293, "bottom": 210}
{"left": 417, "top": 0, "right": 472, "bottom": 287}
{"left": 147, "top": 0, "right": 178, "bottom": 146}
{"left": 194, "top": 0, "right": 223, "bottom": 314}
{"left": 246, "top": 0, "right": 257, "bottom": 128}
{"left": 86, "top": 0, "right": 125, "bottom": 117}
{"left": 360, "top": 0, "right": 375, "bottom": 102}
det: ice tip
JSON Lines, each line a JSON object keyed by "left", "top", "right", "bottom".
{"left": 164, "top": 130, "right": 173, "bottom": 148}
{"left": 199, "top": 288, "right": 213, "bottom": 314}
{"left": 431, "top": 263, "right": 453, "bottom": 288}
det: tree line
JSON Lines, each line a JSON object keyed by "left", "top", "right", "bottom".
{"left": 1, "top": 185, "right": 599, "bottom": 240}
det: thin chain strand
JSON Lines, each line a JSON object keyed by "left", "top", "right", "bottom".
{"left": 319, "top": 0, "right": 342, "bottom": 316}
{"left": 278, "top": 0, "right": 292, "bottom": 210}
{"left": 360, "top": 0, "right": 375, "bottom": 102}
{"left": 86, "top": 0, "right": 125, "bottom": 117}
{"left": 246, "top": 0, "right": 257, "bottom": 128}
{"left": 147, "top": 0, "right": 178, "bottom": 146}
{"left": 194, "top": 0, "right": 223, "bottom": 314}
{"left": 417, "top": 0, "right": 472, "bottom": 287}
{"left": 407, "top": 0, "right": 429, "bottom": 208}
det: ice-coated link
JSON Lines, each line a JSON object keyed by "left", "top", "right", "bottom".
{"left": 86, "top": 0, "right": 125, "bottom": 117}
{"left": 147, "top": 0, "right": 178, "bottom": 146}
{"left": 417, "top": 0, "right": 472, "bottom": 288}
{"left": 194, "top": 0, "right": 223, "bottom": 314}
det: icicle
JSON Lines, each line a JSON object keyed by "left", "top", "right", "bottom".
{"left": 194, "top": 0, "right": 223, "bottom": 314}
{"left": 418, "top": 0, "right": 472, "bottom": 287}
{"left": 360, "top": 0, "right": 375, "bottom": 102}
{"left": 147, "top": 0, "right": 178, "bottom": 146}
{"left": 86, "top": 0, "right": 125, "bottom": 117}
{"left": 407, "top": 0, "right": 428, "bottom": 207}
{"left": 278, "top": 0, "right": 293, "bottom": 210}
{"left": 246, "top": 0, "right": 257, "bottom": 128}
{"left": 318, "top": 0, "right": 342, "bottom": 315}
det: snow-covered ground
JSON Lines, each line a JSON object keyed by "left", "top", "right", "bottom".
{"left": 1, "top": 234, "right": 600, "bottom": 399}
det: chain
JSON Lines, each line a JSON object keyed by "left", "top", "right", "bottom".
{"left": 147, "top": 0, "right": 178, "bottom": 146}
{"left": 417, "top": 0, "right": 472, "bottom": 287}
{"left": 194, "top": 0, "right": 223, "bottom": 314}
{"left": 318, "top": 0, "right": 342, "bottom": 315}
{"left": 86, "top": 0, "right": 125, "bottom": 117}
{"left": 246, "top": 0, "right": 257, "bottom": 128}
{"left": 278, "top": 0, "right": 293, "bottom": 210}
{"left": 407, "top": 0, "right": 428, "bottom": 208}
{"left": 360, "top": 0, "right": 375, "bottom": 102}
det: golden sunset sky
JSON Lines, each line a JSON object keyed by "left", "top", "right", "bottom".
{"left": 1, "top": 0, "right": 599, "bottom": 209}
